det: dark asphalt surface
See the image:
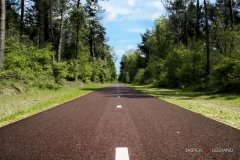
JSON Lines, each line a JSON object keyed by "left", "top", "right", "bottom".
{"left": 0, "top": 83, "right": 239, "bottom": 160}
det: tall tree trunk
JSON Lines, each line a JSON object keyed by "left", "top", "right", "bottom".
{"left": 89, "top": 26, "right": 95, "bottom": 63}
{"left": 184, "top": 0, "right": 188, "bottom": 46}
{"left": 193, "top": 0, "right": 200, "bottom": 86}
{"left": 0, "top": 0, "right": 5, "bottom": 71}
{"left": 204, "top": 0, "right": 210, "bottom": 76}
{"left": 49, "top": 0, "right": 55, "bottom": 61}
{"left": 229, "top": 0, "right": 234, "bottom": 27}
{"left": 91, "top": 35, "right": 95, "bottom": 63}
{"left": 229, "top": 0, "right": 234, "bottom": 54}
{"left": 76, "top": 0, "right": 80, "bottom": 60}
{"left": 20, "top": 0, "right": 24, "bottom": 39}
{"left": 57, "top": 8, "right": 65, "bottom": 63}
{"left": 196, "top": 0, "right": 199, "bottom": 42}
{"left": 184, "top": 12, "right": 188, "bottom": 46}
{"left": 37, "top": 11, "right": 41, "bottom": 47}
{"left": 75, "top": 0, "right": 81, "bottom": 82}
{"left": 44, "top": 7, "right": 49, "bottom": 42}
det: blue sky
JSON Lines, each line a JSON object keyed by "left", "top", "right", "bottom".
{"left": 98, "top": 0, "right": 166, "bottom": 74}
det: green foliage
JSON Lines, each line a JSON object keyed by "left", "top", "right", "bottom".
{"left": 119, "top": 8, "right": 240, "bottom": 93}
{"left": 175, "top": 42, "right": 206, "bottom": 88}
{"left": 212, "top": 53, "right": 240, "bottom": 91}
{"left": 160, "top": 47, "right": 182, "bottom": 88}
{"left": 79, "top": 61, "right": 93, "bottom": 83}
{"left": 91, "top": 58, "right": 117, "bottom": 83}
{"left": 154, "top": 16, "right": 170, "bottom": 59}
{"left": 1, "top": 41, "right": 62, "bottom": 89}
{"left": 133, "top": 68, "right": 145, "bottom": 84}
{"left": 1, "top": 0, "right": 117, "bottom": 90}
{"left": 142, "top": 58, "right": 164, "bottom": 85}
{"left": 69, "top": 6, "right": 86, "bottom": 27}
{"left": 52, "top": 62, "right": 67, "bottom": 85}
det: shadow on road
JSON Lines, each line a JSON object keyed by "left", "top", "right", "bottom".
{"left": 92, "top": 86, "right": 154, "bottom": 99}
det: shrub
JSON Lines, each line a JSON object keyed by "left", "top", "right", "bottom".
{"left": 133, "top": 68, "right": 145, "bottom": 84}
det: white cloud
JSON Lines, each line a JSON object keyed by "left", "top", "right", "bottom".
{"left": 116, "top": 49, "right": 125, "bottom": 56}
{"left": 99, "top": 0, "right": 165, "bottom": 22}
{"left": 127, "top": 0, "right": 135, "bottom": 6}
{"left": 99, "top": 3, "right": 130, "bottom": 22}
{"left": 119, "top": 1, "right": 165, "bottom": 21}
{"left": 97, "top": 0, "right": 165, "bottom": 74}
{"left": 126, "top": 45, "right": 134, "bottom": 49}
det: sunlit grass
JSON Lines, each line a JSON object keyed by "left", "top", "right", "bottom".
{"left": 0, "top": 82, "right": 111, "bottom": 127}
{"left": 127, "top": 84, "right": 240, "bottom": 130}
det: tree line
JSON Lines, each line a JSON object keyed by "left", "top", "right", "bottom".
{"left": 119, "top": 0, "right": 240, "bottom": 92}
{"left": 0, "top": 0, "right": 117, "bottom": 89}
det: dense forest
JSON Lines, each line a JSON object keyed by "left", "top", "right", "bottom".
{"left": 0, "top": 0, "right": 117, "bottom": 89}
{"left": 119, "top": 0, "right": 240, "bottom": 92}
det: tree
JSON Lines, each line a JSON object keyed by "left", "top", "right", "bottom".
{"left": 76, "top": 0, "right": 81, "bottom": 61}
{"left": 69, "top": 0, "right": 87, "bottom": 81}
{"left": 155, "top": 16, "right": 170, "bottom": 59}
{"left": 196, "top": 0, "right": 200, "bottom": 41}
{"left": 0, "top": 0, "right": 5, "bottom": 71}
{"left": 86, "top": 0, "right": 104, "bottom": 62}
{"left": 138, "top": 29, "right": 152, "bottom": 63}
{"left": 1, "top": 0, "right": 117, "bottom": 85}
{"left": 20, "top": 0, "right": 24, "bottom": 39}
{"left": 57, "top": 0, "right": 66, "bottom": 63}
{"left": 204, "top": 0, "right": 210, "bottom": 77}
{"left": 229, "top": 0, "right": 234, "bottom": 27}
{"left": 49, "top": 0, "right": 55, "bottom": 61}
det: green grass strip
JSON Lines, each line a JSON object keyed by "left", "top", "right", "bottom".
{"left": 126, "top": 84, "right": 240, "bottom": 130}
{"left": 0, "top": 83, "right": 111, "bottom": 127}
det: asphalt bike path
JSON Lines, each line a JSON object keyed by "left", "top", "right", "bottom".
{"left": 0, "top": 83, "right": 239, "bottom": 159}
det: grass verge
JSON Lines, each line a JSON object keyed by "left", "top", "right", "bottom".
{"left": 0, "top": 82, "right": 112, "bottom": 127}
{"left": 126, "top": 84, "right": 240, "bottom": 130}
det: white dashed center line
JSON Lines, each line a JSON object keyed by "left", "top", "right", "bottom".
{"left": 117, "top": 96, "right": 120, "bottom": 98}
{"left": 115, "top": 147, "right": 129, "bottom": 160}
{"left": 117, "top": 105, "right": 122, "bottom": 108}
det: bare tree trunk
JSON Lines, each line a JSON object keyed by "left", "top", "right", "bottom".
{"left": 49, "top": 0, "right": 55, "bottom": 61}
{"left": 196, "top": 0, "right": 199, "bottom": 42}
{"left": 37, "top": 11, "right": 41, "bottom": 48}
{"left": 184, "top": 0, "right": 188, "bottom": 46}
{"left": 20, "top": 0, "right": 24, "bottom": 39}
{"left": 92, "top": 35, "right": 95, "bottom": 63}
{"left": 57, "top": 8, "right": 65, "bottom": 63}
{"left": 76, "top": 0, "right": 80, "bottom": 60}
{"left": 229, "top": 0, "right": 234, "bottom": 27}
{"left": 184, "top": 12, "right": 188, "bottom": 46}
{"left": 229, "top": 0, "right": 234, "bottom": 54}
{"left": 44, "top": 7, "right": 49, "bottom": 42}
{"left": 37, "top": 27, "right": 40, "bottom": 47}
{"left": 75, "top": 0, "right": 81, "bottom": 82}
{"left": 193, "top": 0, "right": 200, "bottom": 86}
{"left": 204, "top": 0, "right": 210, "bottom": 76}
{"left": 0, "top": 0, "right": 5, "bottom": 71}
{"left": 88, "top": 21, "right": 96, "bottom": 63}
{"left": 89, "top": 26, "right": 95, "bottom": 63}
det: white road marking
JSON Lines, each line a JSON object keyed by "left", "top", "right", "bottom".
{"left": 117, "top": 96, "right": 120, "bottom": 98}
{"left": 115, "top": 147, "right": 129, "bottom": 160}
{"left": 117, "top": 105, "right": 122, "bottom": 108}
